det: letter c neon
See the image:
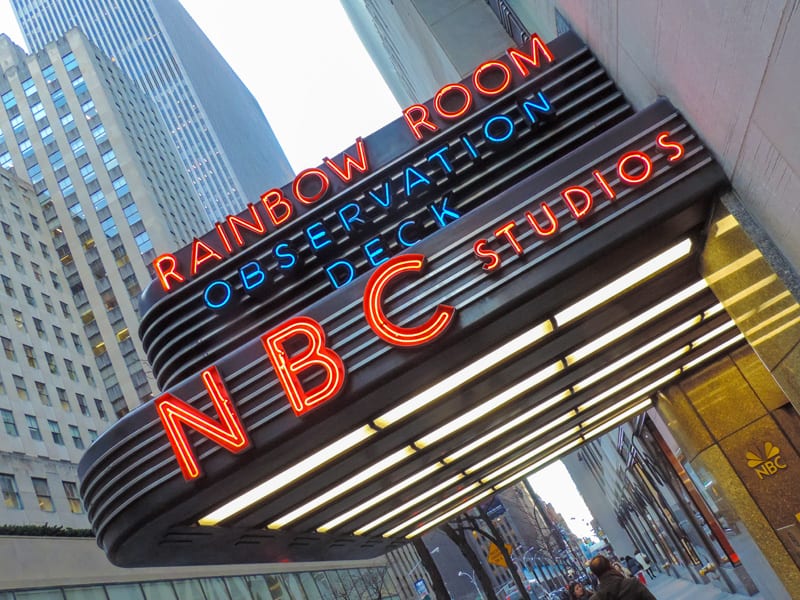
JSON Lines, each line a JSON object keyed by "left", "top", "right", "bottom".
{"left": 363, "top": 254, "right": 455, "bottom": 347}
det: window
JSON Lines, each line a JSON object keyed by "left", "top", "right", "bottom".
{"left": 64, "top": 359, "right": 77, "bottom": 381}
{"left": 31, "top": 261, "right": 42, "bottom": 282}
{"left": 2, "top": 90, "right": 16, "bottom": 109}
{"left": 31, "top": 101, "right": 46, "bottom": 121}
{"left": 48, "top": 149, "right": 65, "bottom": 170}
{"left": 82, "top": 366, "right": 95, "bottom": 387}
{"left": 12, "top": 309, "right": 25, "bottom": 331}
{"left": 1, "top": 409, "right": 18, "bottom": 436}
{"left": 48, "top": 420, "right": 64, "bottom": 445}
{"left": 60, "top": 301, "right": 72, "bottom": 318}
{"left": 26, "top": 414, "right": 42, "bottom": 441}
{"left": 70, "top": 136, "right": 85, "bottom": 158}
{"left": 95, "top": 398, "right": 108, "bottom": 421}
{"left": 1, "top": 337, "right": 15, "bottom": 360}
{"left": 35, "top": 381, "right": 50, "bottom": 406}
{"left": 13, "top": 375, "right": 28, "bottom": 401}
{"left": 88, "top": 429, "right": 98, "bottom": 442}
{"left": 76, "top": 393, "right": 89, "bottom": 416}
{"left": 0, "top": 474, "right": 23, "bottom": 509}
{"left": 45, "top": 352, "right": 57, "bottom": 374}
{"left": 2, "top": 275, "right": 15, "bottom": 297}
{"left": 62, "top": 51, "right": 78, "bottom": 71}
{"left": 39, "top": 241, "right": 51, "bottom": 260}
{"left": 69, "top": 425, "right": 84, "bottom": 449}
{"left": 80, "top": 162, "right": 96, "bottom": 183}
{"left": 22, "top": 284, "right": 35, "bottom": 306}
{"left": 72, "top": 334, "right": 85, "bottom": 354}
{"left": 23, "top": 344, "right": 37, "bottom": 368}
{"left": 21, "top": 77, "right": 36, "bottom": 96}
{"left": 42, "top": 293, "right": 54, "bottom": 314}
{"left": 53, "top": 326, "right": 66, "bottom": 346}
{"left": 33, "top": 318, "right": 46, "bottom": 339}
{"left": 63, "top": 481, "right": 83, "bottom": 513}
{"left": 58, "top": 175, "right": 74, "bottom": 196}
{"left": 58, "top": 387, "right": 70, "bottom": 412}
{"left": 32, "top": 477, "right": 54, "bottom": 512}
{"left": 39, "top": 125, "right": 53, "bottom": 145}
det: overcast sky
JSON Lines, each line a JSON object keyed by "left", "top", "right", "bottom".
{"left": 0, "top": 1, "right": 401, "bottom": 171}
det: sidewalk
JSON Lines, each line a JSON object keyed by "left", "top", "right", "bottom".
{"left": 646, "top": 573, "right": 767, "bottom": 600}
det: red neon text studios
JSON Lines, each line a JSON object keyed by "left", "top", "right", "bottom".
{"left": 472, "top": 132, "right": 685, "bottom": 271}
{"left": 155, "top": 254, "right": 455, "bottom": 480}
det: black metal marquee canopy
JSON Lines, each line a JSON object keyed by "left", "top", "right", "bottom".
{"left": 78, "top": 32, "right": 737, "bottom": 567}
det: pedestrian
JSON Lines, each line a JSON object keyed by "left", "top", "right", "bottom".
{"left": 567, "top": 580, "right": 593, "bottom": 599}
{"left": 634, "top": 549, "right": 655, "bottom": 578}
{"left": 623, "top": 555, "right": 642, "bottom": 576}
{"left": 611, "top": 558, "right": 632, "bottom": 578}
{"left": 588, "top": 554, "right": 658, "bottom": 599}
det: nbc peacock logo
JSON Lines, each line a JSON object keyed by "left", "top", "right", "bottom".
{"left": 746, "top": 442, "right": 787, "bottom": 480}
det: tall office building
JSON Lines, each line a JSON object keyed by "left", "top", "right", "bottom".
{"left": 11, "top": 0, "right": 295, "bottom": 225}
{"left": 0, "top": 30, "right": 208, "bottom": 416}
{"left": 0, "top": 167, "right": 111, "bottom": 531}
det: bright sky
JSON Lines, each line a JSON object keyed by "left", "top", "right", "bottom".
{"left": 0, "top": 1, "right": 401, "bottom": 171}
{"left": 528, "top": 461, "right": 597, "bottom": 540}
{"left": 0, "top": 0, "right": 596, "bottom": 542}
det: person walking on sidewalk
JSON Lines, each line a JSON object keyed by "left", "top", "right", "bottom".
{"left": 588, "top": 555, "right": 657, "bottom": 600}
{"left": 634, "top": 549, "right": 655, "bottom": 578}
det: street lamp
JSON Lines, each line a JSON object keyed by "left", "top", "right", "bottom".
{"left": 459, "top": 570, "right": 482, "bottom": 600}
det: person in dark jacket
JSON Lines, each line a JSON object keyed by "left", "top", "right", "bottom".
{"left": 588, "top": 555, "right": 657, "bottom": 600}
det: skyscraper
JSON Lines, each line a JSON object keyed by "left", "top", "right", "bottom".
{"left": 12, "top": 0, "right": 295, "bottom": 225}
{"left": 0, "top": 30, "right": 207, "bottom": 416}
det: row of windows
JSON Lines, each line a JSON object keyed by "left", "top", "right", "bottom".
{"left": 0, "top": 307, "right": 86, "bottom": 354}
{"left": 1, "top": 407, "right": 100, "bottom": 449}
{"left": 0, "top": 372, "right": 107, "bottom": 418}
{"left": 0, "top": 472, "right": 83, "bottom": 514}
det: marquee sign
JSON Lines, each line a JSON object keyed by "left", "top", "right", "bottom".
{"left": 79, "top": 32, "right": 733, "bottom": 567}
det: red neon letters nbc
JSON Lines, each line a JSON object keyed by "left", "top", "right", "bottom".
{"left": 363, "top": 254, "right": 455, "bottom": 347}
{"left": 262, "top": 316, "right": 346, "bottom": 416}
{"left": 155, "top": 366, "right": 250, "bottom": 481}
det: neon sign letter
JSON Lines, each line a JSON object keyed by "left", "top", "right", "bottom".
{"left": 262, "top": 316, "right": 346, "bottom": 416}
{"left": 363, "top": 254, "right": 455, "bottom": 347}
{"left": 156, "top": 366, "right": 251, "bottom": 481}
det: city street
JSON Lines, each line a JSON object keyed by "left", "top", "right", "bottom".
{"left": 647, "top": 574, "right": 769, "bottom": 600}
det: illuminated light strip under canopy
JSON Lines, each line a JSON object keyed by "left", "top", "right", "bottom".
{"left": 581, "top": 399, "right": 653, "bottom": 441}
{"left": 318, "top": 392, "right": 571, "bottom": 534}
{"left": 316, "top": 463, "right": 443, "bottom": 533}
{"left": 414, "top": 361, "right": 564, "bottom": 448}
{"left": 200, "top": 254, "right": 725, "bottom": 530}
{"left": 444, "top": 391, "right": 570, "bottom": 463}
{"left": 554, "top": 239, "right": 692, "bottom": 326}
{"left": 299, "top": 301, "right": 729, "bottom": 534}
{"left": 479, "top": 427, "right": 580, "bottom": 484}
{"left": 267, "top": 445, "right": 416, "bottom": 529}
{"left": 466, "top": 413, "right": 577, "bottom": 475}
{"left": 494, "top": 438, "right": 584, "bottom": 490}
{"left": 198, "top": 425, "right": 377, "bottom": 526}
{"left": 353, "top": 472, "right": 467, "bottom": 536}
{"left": 404, "top": 488, "right": 496, "bottom": 539}
{"left": 373, "top": 320, "right": 554, "bottom": 428}
{"left": 566, "top": 285, "right": 705, "bottom": 365}
{"left": 383, "top": 482, "right": 484, "bottom": 538}
{"left": 277, "top": 362, "right": 563, "bottom": 531}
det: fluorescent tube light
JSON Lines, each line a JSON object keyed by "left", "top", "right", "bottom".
{"left": 316, "top": 463, "right": 443, "bottom": 533}
{"left": 374, "top": 320, "right": 553, "bottom": 428}
{"left": 198, "top": 425, "right": 377, "bottom": 526}
{"left": 268, "top": 445, "right": 416, "bottom": 529}
{"left": 403, "top": 488, "right": 495, "bottom": 539}
{"left": 555, "top": 239, "right": 692, "bottom": 326}
{"left": 414, "top": 361, "right": 563, "bottom": 449}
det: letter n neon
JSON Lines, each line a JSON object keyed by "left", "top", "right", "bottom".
{"left": 156, "top": 366, "right": 250, "bottom": 481}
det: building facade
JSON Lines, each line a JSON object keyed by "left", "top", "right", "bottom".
{"left": 0, "top": 30, "right": 208, "bottom": 417}
{"left": 0, "top": 167, "right": 110, "bottom": 532}
{"left": 11, "top": 0, "right": 295, "bottom": 224}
